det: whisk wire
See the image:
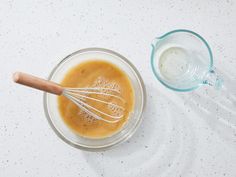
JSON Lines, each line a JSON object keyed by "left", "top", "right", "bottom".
{"left": 63, "top": 93, "right": 120, "bottom": 123}
{"left": 66, "top": 91, "right": 125, "bottom": 110}
{"left": 66, "top": 87, "right": 121, "bottom": 93}
{"left": 63, "top": 89, "right": 124, "bottom": 123}
{"left": 65, "top": 88, "right": 125, "bottom": 102}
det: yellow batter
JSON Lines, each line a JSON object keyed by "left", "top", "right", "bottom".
{"left": 58, "top": 60, "right": 134, "bottom": 138}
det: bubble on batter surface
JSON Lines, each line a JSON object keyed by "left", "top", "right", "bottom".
{"left": 92, "top": 76, "right": 121, "bottom": 93}
{"left": 78, "top": 109, "right": 97, "bottom": 124}
{"left": 108, "top": 102, "right": 124, "bottom": 117}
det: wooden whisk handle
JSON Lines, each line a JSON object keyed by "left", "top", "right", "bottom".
{"left": 13, "top": 72, "right": 63, "bottom": 95}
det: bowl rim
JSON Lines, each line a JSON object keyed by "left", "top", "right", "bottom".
{"left": 43, "top": 47, "right": 146, "bottom": 151}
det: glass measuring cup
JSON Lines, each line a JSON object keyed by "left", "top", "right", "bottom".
{"left": 151, "top": 29, "right": 223, "bottom": 92}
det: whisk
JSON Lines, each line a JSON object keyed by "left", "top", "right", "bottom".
{"left": 13, "top": 72, "right": 125, "bottom": 123}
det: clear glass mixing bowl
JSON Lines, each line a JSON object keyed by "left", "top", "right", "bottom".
{"left": 43, "top": 48, "right": 146, "bottom": 151}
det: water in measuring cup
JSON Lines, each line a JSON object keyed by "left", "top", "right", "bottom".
{"left": 159, "top": 47, "right": 190, "bottom": 80}
{"left": 157, "top": 45, "right": 208, "bottom": 87}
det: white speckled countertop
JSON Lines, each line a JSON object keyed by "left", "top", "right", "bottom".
{"left": 0, "top": 0, "right": 236, "bottom": 176}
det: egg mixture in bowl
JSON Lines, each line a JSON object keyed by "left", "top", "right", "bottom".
{"left": 44, "top": 48, "right": 145, "bottom": 150}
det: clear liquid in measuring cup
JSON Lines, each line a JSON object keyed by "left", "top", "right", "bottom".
{"left": 157, "top": 44, "right": 207, "bottom": 86}
{"left": 159, "top": 46, "right": 190, "bottom": 80}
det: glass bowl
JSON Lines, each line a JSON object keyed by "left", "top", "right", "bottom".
{"left": 43, "top": 48, "right": 146, "bottom": 151}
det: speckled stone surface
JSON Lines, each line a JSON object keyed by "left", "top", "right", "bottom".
{"left": 0, "top": 0, "right": 236, "bottom": 177}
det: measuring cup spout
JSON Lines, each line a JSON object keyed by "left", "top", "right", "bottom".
{"left": 203, "top": 69, "right": 223, "bottom": 90}
{"left": 151, "top": 37, "right": 162, "bottom": 49}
